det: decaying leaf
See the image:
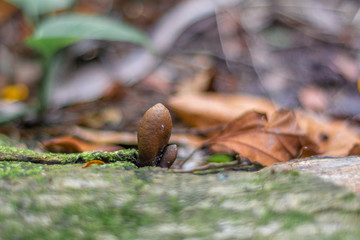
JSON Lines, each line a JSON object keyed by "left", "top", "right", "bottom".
{"left": 168, "top": 93, "right": 276, "bottom": 127}
{"left": 43, "top": 136, "right": 122, "bottom": 153}
{"left": 203, "top": 110, "right": 319, "bottom": 166}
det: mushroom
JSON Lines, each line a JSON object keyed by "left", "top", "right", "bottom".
{"left": 136, "top": 103, "right": 177, "bottom": 168}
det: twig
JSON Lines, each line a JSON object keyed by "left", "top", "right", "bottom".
{"left": 172, "top": 160, "right": 240, "bottom": 173}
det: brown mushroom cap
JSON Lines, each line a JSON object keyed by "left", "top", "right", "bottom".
{"left": 137, "top": 103, "right": 172, "bottom": 167}
{"left": 158, "top": 144, "right": 178, "bottom": 168}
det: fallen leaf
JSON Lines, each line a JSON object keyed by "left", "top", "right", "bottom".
{"left": 176, "top": 69, "right": 215, "bottom": 94}
{"left": 168, "top": 93, "right": 276, "bottom": 127}
{"left": 170, "top": 134, "right": 205, "bottom": 147}
{"left": 82, "top": 160, "right": 105, "bottom": 168}
{"left": 1, "top": 83, "right": 29, "bottom": 102}
{"left": 71, "top": 126, "right": 137, "bottom": 145}
{"left": 296, "top": 111, "right": 360, "bottom": 156}
{"left": 348, "top": 144, "right": 360, "bottom": 156}
{"left": 43, "top": 136, "right": 122, "bottom": 153}
{"left": 0, "top": 1, "right": 18, "bottom": 25}
{"left": 79, "top": 107, "right": 123, "bottom": 128}
{"left": 71, "top": 126, "right": 205, "bottom": 147}
{"left": 203, "top": 110, "right": 319, "bottom": 166}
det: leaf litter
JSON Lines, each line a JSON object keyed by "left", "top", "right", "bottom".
{"left": 202, "top": 110, "right": 319, "bottom": 166}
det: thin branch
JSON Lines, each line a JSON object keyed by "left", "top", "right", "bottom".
{"left": 172, "top": 160, "right": 241, "bottom": 173}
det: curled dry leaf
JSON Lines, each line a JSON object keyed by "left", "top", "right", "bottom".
{"left": 82, "top": 160, "right": 105, "bottom": 168}
{"left": 43, "top": 136, "right": 123, "bottom": 153}
{"left": 203, "top": 110, "right": 319, "bottom": 166}
{"left": 167, "top": 93, "right": 276, "bottom": 127}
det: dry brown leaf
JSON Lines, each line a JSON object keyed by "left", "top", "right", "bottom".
{"left": 203, "top": 110, "right": 319, "bottom": 166}
{"left": 170, "top": 134, "right": 205, "bottom": 147}
{"left": 71, "top": 126, "right": 204, "bottom": 147}
{"left": 79, "top": 107, "right": 123, "bottom": 128}
{"left": 71, "top": 126, "right": 137, "bottom": 145}
{"left": 167, "top": 93, "right": 276, "bottom": 127}
{"left": 43, "top": 136, "right": 122, "bottom": 153}
{"left": 176, "top": 69, "right": 215, "bottom": 94}
{"left": 0, "top": 1, "right": 18, "bottom": 25}
{"left": 296, "top": 111, "right": 360, "bottom": 156}
{"left": 348, "top": 144, "right": 360, "bottom": 156}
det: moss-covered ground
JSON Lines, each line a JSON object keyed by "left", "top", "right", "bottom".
{"left": 0, "top": 162, "right": 359, "bottom": 239}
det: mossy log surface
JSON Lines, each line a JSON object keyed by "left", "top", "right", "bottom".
{"left": 0, "top": 163, "right": 359, "bottom": 239}
{"left": 0, "top": 146, "right": 138, "bottom": 164}
{"left": 1, "top": 142, "right": 360, "bottom": 239}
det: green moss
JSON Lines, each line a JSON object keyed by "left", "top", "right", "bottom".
{"left": 285, "top": 169, "right": 301, "bottom": 176}
{"left": 0, "top": 158, "right": 359, "bottom": 239}
{"left": 3, "top": 198, "right": 155, "bottom": 240}
{"left": 0, "top": 145, "right": 138, "bottom": 164}
{"left": 164, "top": 195, "right": 182, "bottom": 219}
{"left": 340, "top": 193, "right": 357, "bottom": 202}
{"left": 259, "top": 209, "right": 314, "bottom": 230}
{"left": 60, "top": 149, "right": 138, "bottom": 164}
{"left": 104, "top": 161, "right": 137, "bottom": 170}
{"left": 0, "top": 161, "right": 44, "bottom": 179}
{"left": 328, "top": 231, "right": 360, "bottom": 240}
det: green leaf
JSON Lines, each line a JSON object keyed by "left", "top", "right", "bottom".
{"left": 207, "top": 153, "right": 233, "bottom": 163}
{"left": 25, "top": 13, "right": 150, "bottom": 58}
{"left": 26, "top": 38, "right": 78, "bottom": 59}
{"left": 5, "top": 0, "right": 75, "bottom": 18}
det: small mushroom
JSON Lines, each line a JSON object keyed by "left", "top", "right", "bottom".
{"left": 137, "top": 103, "right": 177, "bottom": 168}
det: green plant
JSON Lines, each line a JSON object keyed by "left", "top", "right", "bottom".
{"left": 1, "top": 0, "right": 150, "bottom": 123}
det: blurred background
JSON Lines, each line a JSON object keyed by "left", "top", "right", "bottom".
{"left": 1, "top": 0, "right": 360, "bottom": 169}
